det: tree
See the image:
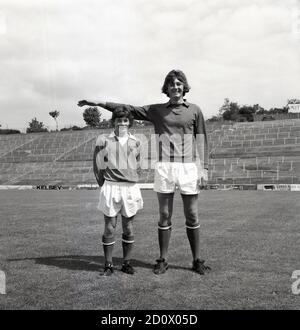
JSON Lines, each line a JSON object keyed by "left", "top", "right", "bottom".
{"left": 218, "top": 98, "right": 231, "bottom": 118}
{"left": 268, "top": 107, "right": 288, "bottom": 114}
{"left": 238, "top": 105, "right": 256, "bottom": 121}
{"left": 60, "top": 125, "right": 82, "bottom": 132}
{"left": 222, "top": 101, "right": 240, "bottom": 121}
{"left": 0, "top": 129, "right": 21, "bottom": 135}
{"left": 253, "top": 104, "right": 265, "bottom": 114}
{"left": 26, "top": 117, "right": 48, "bottom": 133}
{"left": 255, "top": 104, "right": 266, "bottom": 115}
{"left": 220, "top": 100, "right": 264, "bottom": 122}
{"left": 49, "top": 110, "right": 60, "bottom": 131}
{"left": 207, "top": 115, "right": 220, "bottom": 122}
{"left": 83, "top": 107, "right": 101, "bottom": 127}
{"left": 98, "top": 118, "right": 111, "bottom": 129}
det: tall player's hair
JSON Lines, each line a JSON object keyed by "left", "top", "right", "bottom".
{"left": 161, "top": 70, "right": 191, "bottom": 97}
{"left": 111, "top": 106, "right": 134, "bottom": 128}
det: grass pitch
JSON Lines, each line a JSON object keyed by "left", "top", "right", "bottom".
{"left": 0, "top": 189, "right": 299, "bottom": 310}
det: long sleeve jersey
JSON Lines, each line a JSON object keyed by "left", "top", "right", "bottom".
{"left": 105, "top": 101, "right": 209, "bottom": 169}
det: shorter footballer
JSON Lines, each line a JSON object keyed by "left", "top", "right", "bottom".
{"left": 93, "top": 106, "right": 143, "bottom": 276}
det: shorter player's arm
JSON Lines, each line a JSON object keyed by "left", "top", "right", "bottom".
{"left": 93, "top": 145, "right": 105, "bottom": 187}
{"left": 135, "top": 140, "right": 142, "bottom": 176}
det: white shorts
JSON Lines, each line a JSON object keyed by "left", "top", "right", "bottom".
{"left": 98, "top": 181, "right": 143, "bottom": 218}
{"left": 154, "top": 162, "right": 201, "bottom": 195}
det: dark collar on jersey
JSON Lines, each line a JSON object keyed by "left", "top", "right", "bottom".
{"left": 166, "top": 100, "right": 190, "bottom": 108}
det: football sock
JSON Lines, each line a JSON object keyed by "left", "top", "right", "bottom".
{"left": 186, "top": 224, "right": 201, "bottom": 261}
{"left": 158, "top": 224, "right": 172, "bottom": 260}
{"left": 102, "top": 235, "right": 115, "bottom": 264}
{"left": 122, "top": 234, "right": 134, "bottom": 262}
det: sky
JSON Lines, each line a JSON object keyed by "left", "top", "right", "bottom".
{"left": 0, "top": 0, "right": 300, "bottom": 132}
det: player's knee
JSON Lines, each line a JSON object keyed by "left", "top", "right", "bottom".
{"left": 185, "top": 209, "right": 198, "bottom": 226}
{"left": 159, "top": 209, "right": 172, "bottom": 223}
{"left": 104, "top": 222, "right": 116, "bottom": 237}
{"left": 122, "top": 216, "right": 134, "bottom": 237}
{"left": 123, "top": 223, "right": 134, "bottom": 237}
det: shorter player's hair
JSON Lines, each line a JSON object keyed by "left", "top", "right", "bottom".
{"left": 161, "top": 70, "right": 191, "bottom": 97}
{"left": 111, "top": 106, "right": 134, "bottom": 128}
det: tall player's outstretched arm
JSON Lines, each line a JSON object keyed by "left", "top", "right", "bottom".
{"left": 78, "top": 100, "right": 107, "bottom": 108}
{"left": 77, "top": 99, "right": 151, "bottom": 121}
